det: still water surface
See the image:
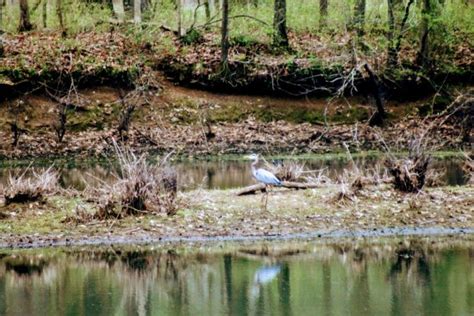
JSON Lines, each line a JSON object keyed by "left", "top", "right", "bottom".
{"left": 0, "top": 156, "right": 468, "bottom": 190}
{"left": 0, "top": 238, "right": 473, "bottom": 315}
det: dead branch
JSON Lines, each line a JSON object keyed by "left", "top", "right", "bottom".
{"left": 237, "top": 181, "right": 321, "bottom": 196}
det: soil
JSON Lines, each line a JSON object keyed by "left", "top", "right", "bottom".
{"left": 0, "top": 83, "right": 471, "bottom": 160}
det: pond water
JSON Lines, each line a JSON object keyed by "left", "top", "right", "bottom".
{"left": 0, "top": 155, "right": 469, "bottom": 191}
{"left": 0, "top": 237, "right": 472, "bottom": 315}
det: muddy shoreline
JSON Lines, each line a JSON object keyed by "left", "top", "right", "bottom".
{"left": 1, "top": 184, "right": 472, "bottom": 249}
{"left": 1, "top": 226, "right": 473, "bottom": 250}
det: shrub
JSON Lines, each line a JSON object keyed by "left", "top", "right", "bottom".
{"left": 91, "top": 142, "right": 178, "bottom": 219}
{"left": 1, "top": 167, "right": 58, "bottom": 205}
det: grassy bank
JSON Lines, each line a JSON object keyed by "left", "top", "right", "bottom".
{"left": 0, "top": 184, "right": 472, "bottom": 248}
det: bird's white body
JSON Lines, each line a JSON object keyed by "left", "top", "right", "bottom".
{"left": 248, "top": 154, "right": 282, "bottom": 186}
{"left": 252, "top": 167, "right": 282, "bottom": 186}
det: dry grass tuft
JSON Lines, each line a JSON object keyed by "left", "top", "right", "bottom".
{"left": 267, "top": 160, "right": 305, "bottom": 182}
{"left": 306, "top": 169, "right": 333, "bottom": 186}
{"left": 332, "top": 179, "right": 356, "bottom": 203}
{"left": 88, "top": 142, "right": 178, "bottom": 219}
{"left": 1, "top": 167, "right": 58, "bottom": 205}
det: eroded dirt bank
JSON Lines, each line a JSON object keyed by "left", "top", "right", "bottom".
{"left": 1, "top": 84, "right": 472, "bottom": 159}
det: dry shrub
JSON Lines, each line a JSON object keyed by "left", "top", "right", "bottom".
{"left": 266, "top": 160, "right": 305, "bottom": 182}
{"left": 385, "top": 138, "right": 431, "bottom": 193}
{"left": 90, "top": 142, "right": 178, "bottom": 219}
{"left": 306, "top": 169, "right": 333, "bottom": 186}
{"left": 1, "top": 167, "right": 58, "bottom": 205}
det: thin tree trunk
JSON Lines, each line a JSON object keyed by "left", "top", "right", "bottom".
{"left": 364, "top": 63, "right": 386, "bottom": 127}
{"left": 204, "top": 0, "right": 211, "bottom": 23}
{"left": 319, "top": 0, "right": 328, "bottom": 29}
{"left": 0, "top": 1, "right": 3, "bottom": 58}
{"left": 56, "top": 0, "right": 66, "bottom": 36}
{"left": 134, "top": 0, "right": 142, "bottom": 23}
{"left": 395, "top": 0, "right": 415, "bottom": 54}
{"left": 177, "top": 0, "right": 182, "bottom": 36}
{"left": 273, "top": 0, "right": 288, "bottom": 47}
{"left": 18, "top": 0, "right": 33, "bottom": 32}
{"left": 112, "top": 0, "right": 125, "bottom": 22}
{"left": 0, "top": 0, "right": 3, "bottom": 33}
{"left": 417, "top": 0, "right": 431, "bottom": 68}
{"left": 42, "top": 0, "right": 47, "bottom": 28}
{"left": 353, "top": 0, "right": 365, "bottom": 37}
{"left": 220, "top": 0, "right": 229, "bottom": 73}
{"left": 386, "top": 0, "right": 397, "bottom": 67}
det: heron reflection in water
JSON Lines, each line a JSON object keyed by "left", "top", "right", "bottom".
{"left": 246, "top": 154, "right": 282, "bottom": 210}
{"left": 250, "top": 264, "right": 282, "bottom": 299}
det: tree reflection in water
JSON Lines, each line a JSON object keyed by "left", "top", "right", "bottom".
{"left": 0, "top": 238, "right": 472, "bottom": 315}
{"left": 0, "top": 157, "right": 468, "bottom": 191}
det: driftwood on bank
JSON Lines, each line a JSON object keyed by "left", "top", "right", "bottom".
{"left": 237, "top": 181, "right": 321, "bottom": 196}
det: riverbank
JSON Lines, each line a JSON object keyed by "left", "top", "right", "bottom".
{"left": 1, "top": 30, "right": 472, "bottom": 99}
{"left": 0, "top": 184, "right": 472, "bottom": 249}
{"left": 1, "top": 82, "right": 472, "bottom": 159}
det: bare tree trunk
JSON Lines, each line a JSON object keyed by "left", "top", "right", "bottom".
{"left": 319, "top": 0, "right": 328, "bottom": 29}
{"left": 395, "top": 0, "right": 415, "bottom": 55}
{"left": 204, "top": 0, "right": 211, "bottom": 23}
{"left": 386, "top": 0, "right": 396, "bottom": 66}
{"left": 220, "top": 0, "right": 229, "bottom": 73}
{"left": 134, "top": 0, "right": 142, "bottom": 23}
{"left": 273, "top": 0, "right": 288, "bottom": 47}
{"left": 18, "top": 0, "right": 33, "bottom": 32}
{"left": 112, "top": 0, "right": 125, "bottom": 22}
{"left": 353, "top": 0, "right": 365, "bottom": 37}
{"left": 417, "top": 0, "right": 431, "bottom": 68}
{"left": 0, "top": 0, "right": 3, "bottom": 33}
{"left": 56, "top": 0, "right": 66, "bottom": 36}
{"left": 0, "top": 4, "right": 3, "bottom": 57}
{"left": 364, "top": 63, "right": 386, "bottom": 127}
{"left": 177, "top": 0, "right": 182, "bottom": 36}
{"left": 42, "top": 0, "right": 47, "bottom": 28}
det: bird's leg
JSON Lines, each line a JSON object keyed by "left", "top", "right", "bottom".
{"left": 260, "top": 185, "right": 267, "bottom": 211}
{"left": 264, "top": 186, "right": 269, "bottom": 211}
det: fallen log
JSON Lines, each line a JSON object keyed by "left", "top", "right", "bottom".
{"left": 237, "top": 181, "right": 321, "bottom": 196}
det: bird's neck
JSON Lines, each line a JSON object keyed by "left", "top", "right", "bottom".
{"left": 251, "top": 158, "right": 259, "bottom": 168}
{"left": 251, "top": 158, "right": 259, "bottom": 176}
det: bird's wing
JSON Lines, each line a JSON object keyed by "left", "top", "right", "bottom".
{"left": 256, "top": 168, "right": 281, "bottom": 185}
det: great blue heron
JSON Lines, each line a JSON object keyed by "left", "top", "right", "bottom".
{"left": 247, "top": 154, "right": 281, "bottom": 210}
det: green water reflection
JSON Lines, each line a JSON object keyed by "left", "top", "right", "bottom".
{"left": 0, "top": 238, "right": 473, "bottom": 315}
